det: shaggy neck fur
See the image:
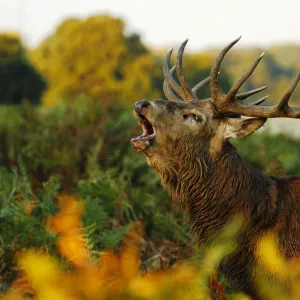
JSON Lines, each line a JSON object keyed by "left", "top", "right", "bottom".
{"left": 151, "top": 140, "right": 277, "bottom": 245}
{"left": 148, "top": 139, "right": 300, "bottom": 298}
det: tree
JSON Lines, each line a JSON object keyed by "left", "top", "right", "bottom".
{"left": 0, "top": 33, "right": 46, "bottom": 105}
{"left": 30, "top": 16, "right": 160, "bottom": 107}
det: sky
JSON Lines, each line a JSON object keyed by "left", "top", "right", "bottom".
{"left": 1, "top": 0, "right": 300, "bottom": 51}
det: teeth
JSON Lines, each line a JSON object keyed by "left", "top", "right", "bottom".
{"left": 139, "top": 133, "right": 155, "bottom": 141}
{"left": 131, "top": 133, "right": 155, "bottom": 142}
{"left": 131, "top": 113, "right": 156, "bottom": 144}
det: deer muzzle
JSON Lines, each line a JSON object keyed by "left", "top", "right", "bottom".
{"left": 131, "top": 100, "right": 156, "bottom": 151}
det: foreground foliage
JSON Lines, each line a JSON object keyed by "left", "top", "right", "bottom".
{"left": 0, "top": 194, "right": 244, "bottom": 300}
{"left": 2, "top": 195, "right": 300, "bottom": 299}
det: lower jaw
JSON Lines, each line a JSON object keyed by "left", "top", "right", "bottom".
{"left": 131, "top": 137, "right": 155, "bottom": 152}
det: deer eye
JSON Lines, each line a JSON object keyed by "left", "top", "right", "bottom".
{"left": 183, "top": 113, "right": 202, "bottom": 122}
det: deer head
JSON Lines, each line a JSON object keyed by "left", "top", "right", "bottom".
{"left": 131, "top": 37, "right": 300, "bottom": 168}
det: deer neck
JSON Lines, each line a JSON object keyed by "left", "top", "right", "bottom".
{"left": 152, "top": 141, "right": 274, "bottom": 243}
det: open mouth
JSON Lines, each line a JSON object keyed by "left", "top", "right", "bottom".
{"left": 131, "top": 113, "right": 156, "bottom": 144}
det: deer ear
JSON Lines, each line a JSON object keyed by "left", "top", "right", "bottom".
{"left": 224, "top": 118, "right": 267, "bottom": 139}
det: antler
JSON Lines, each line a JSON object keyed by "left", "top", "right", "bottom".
{"left": 210, "top": 37, "right": 300, "bottom": 119}
{"left": 163, "top": 39, "right": 270, "bottom": 105}
{"left": 163, "top": 40, "right": 211, "bottom": 102}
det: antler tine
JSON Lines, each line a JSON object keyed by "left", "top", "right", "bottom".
{"left": 214, "top": 73, "right": 300, "bottom": 119}
{"left": 176, "top": 40, "right": 196, "bottom": 100}
{"left": 192, "top": 77, "right": 210, "bottom": 95}
{"left": 210, "top": 36, "right": 242, "bottom": 102}
{"left": 278, "top": 73, "right": 300, "bottom": 111}
{"left": 163, "top": 49, "right": 185, "bottom": 100}
{"left": 236, "top": 86, "right": 268, "bottom": 101}
{"left": 192, "top": 72, "right": 221, "bottom": 96}
{"left": 226, "top": 52, "right": 265, "bottom": 100}
{"left": 163, "top": 66, "right": 184, "bottom": 102}
{"left": 251, "top": 95, "right": 270, "bottom": 106}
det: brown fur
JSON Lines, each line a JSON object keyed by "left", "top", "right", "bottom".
{"left": 131, "top": 99, "right": 300, "bottom": 299}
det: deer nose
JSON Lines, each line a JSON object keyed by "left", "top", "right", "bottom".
{"left": 135, "top": 100, "right": 151, "bottom": 115}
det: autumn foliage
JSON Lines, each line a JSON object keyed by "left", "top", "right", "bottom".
{"left": 29, "top": 16, "right": 160, "bottom": 107}
{"left": 0, "top": 194, "right": 223, "bottom": 300}
{"left": 1, "top": 194, "right": 300, "bottom": 299}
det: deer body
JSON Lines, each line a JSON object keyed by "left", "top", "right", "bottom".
{"left": 131, "top": 38, "right": 300, "bottom": 298}
{"left": 152, "top": 137, "right": 300, "bottom": 297}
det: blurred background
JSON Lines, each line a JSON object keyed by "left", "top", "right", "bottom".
{"left": 1, "top": 0, "right": 300, "bottom": 131}
{"left": 0, "top": 0, "right": 300, "bottom": 298}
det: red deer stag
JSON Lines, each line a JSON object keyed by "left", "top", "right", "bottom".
{"left": 131, "top": 37, "right": 300, "bottom": 299}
